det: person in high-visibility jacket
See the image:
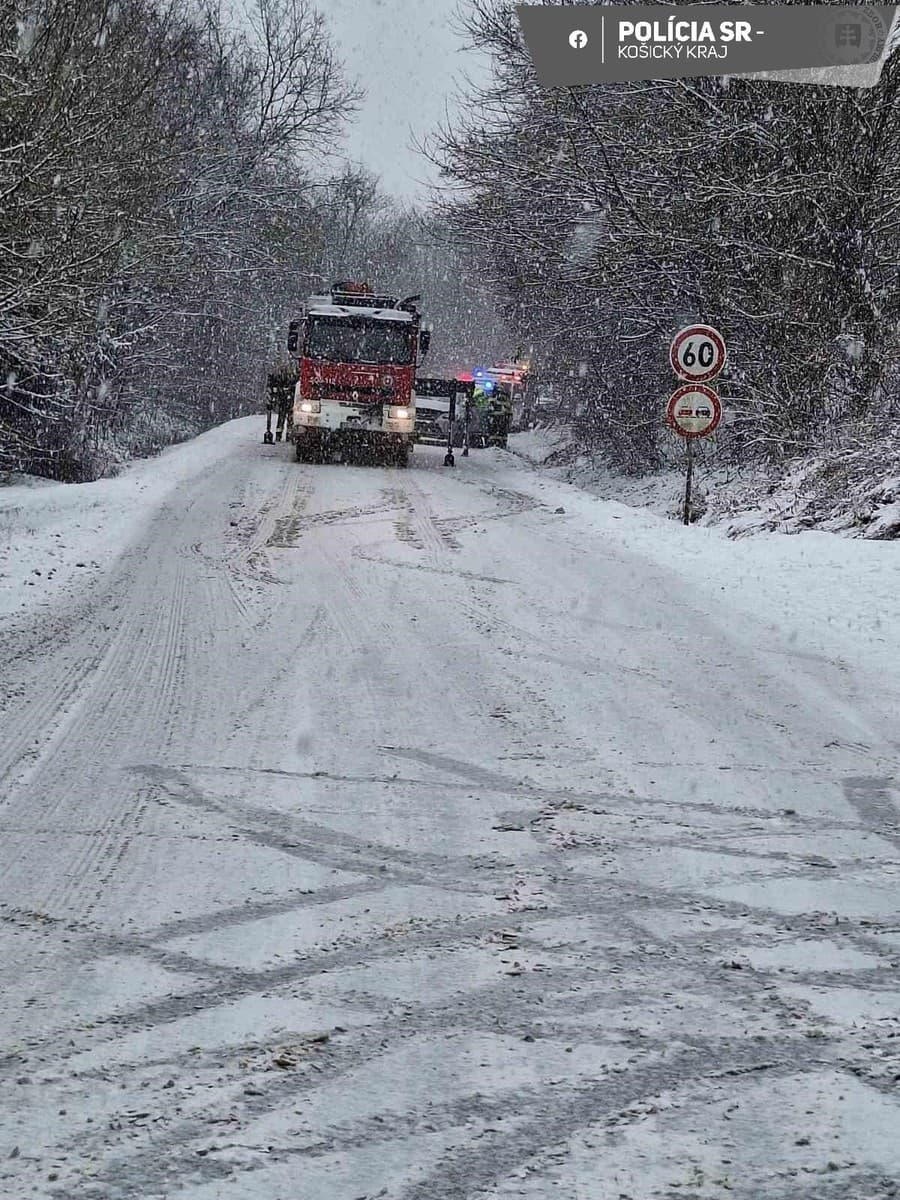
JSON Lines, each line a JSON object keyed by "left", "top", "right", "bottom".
{"left": 466, "top": 385, "right": 491, "bottom": 446}
{"left": 267, "top": 361, "right": 298, "bottom": 442}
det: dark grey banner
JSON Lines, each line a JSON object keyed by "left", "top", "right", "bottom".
{"left": 516, "top": 5, "right": 899, "bottom": 86}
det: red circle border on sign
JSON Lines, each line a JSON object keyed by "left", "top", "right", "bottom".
{"left": 666, "top": 384, "right": 722, "bottom": 439}
{"left": 669, "top": 325, "right": 726, "bottom": 383}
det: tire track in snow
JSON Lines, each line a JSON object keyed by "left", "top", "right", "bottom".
{"left": 0, "top": 580, "right": 130, "bottom": 796}
{"left": 132, "top": 764, "right": 504, "bottom": 890}
{"left": 223, "top": 600, "right": 329, "bottom": 756}
{"left": 394, "top": 476, "right": 462, "bottom": 554}
{"left": 7, "top": 811, "right": 899, "bottom": 1200}
{"left": 216, "top": 458, "right": 311, "bottom": 589}
{"left": 49, "top": 1036, "right": 804, "bottom": 1200}
{"left": 0, "top": 448, "right": 299, "bottom": 920}
{"left": 4, "top": 862, "right": 881, "bottom": 1069}
{"left": 154, "top": 756, "right": 900, "bottom": 840}
{"left": 31, "top": 560, "right": 193, "bottom": 917}
{"left": 1, "top": 558, "right": 174, "bottom": 803}
{"left": 351, "top": 545, "right": 516, "bottom": 586}
{"left": 266, "top": 497, "right": 400, "bottom": 542}
{"left": 9, "top": 758, "right": 889, "bottom": 1075}
{"left": 7, "top": 439, "right": 900, "bottom": 1200}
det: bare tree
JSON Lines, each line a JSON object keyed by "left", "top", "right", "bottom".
{"left": 431, "top": 0, "right": 900, "bottom": 472}
{"left": 0, "top": 0, "right": 359, "bottom": 478}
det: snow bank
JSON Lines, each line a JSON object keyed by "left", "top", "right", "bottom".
{"left": 509, "top": 427, "right": 900, "bottom": 541}
{"left": 507, "top": 426, "right": 572, "bottom": 465}
{"left": 0, "top": 418, "right": 253, "bottom": 620}
{"left": 500, "top": 461, "right": 900, "bottom": 675}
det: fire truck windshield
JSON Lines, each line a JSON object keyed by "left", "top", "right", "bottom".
{"left": 304, "top": 317, "right": 414, "bottom": 366}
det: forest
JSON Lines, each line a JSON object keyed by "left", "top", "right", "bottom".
{"left": 3, "top": 0, "right": 900, "bottom": 481}
{"left": 1, "top": 0, "right": 499, "bottom": 479}
{"left": 435, "top": 1, "right": 900, "bottom": 475}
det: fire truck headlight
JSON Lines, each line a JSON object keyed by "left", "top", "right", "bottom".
{"left": 299, "top": 401, "right": 320, "bottom": 414}
{"left": 390, "top": 406, "right": 412, "bottom": 420}
{"left": 381, "top": 374, "right": 395, "bottom": 388}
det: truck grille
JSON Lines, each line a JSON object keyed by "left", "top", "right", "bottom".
{"left": 314, "top": 383, "right": 391, "bottom": 402}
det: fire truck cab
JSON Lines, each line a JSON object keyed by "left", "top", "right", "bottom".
{"left": 286, "top": 281, "right": 430, "bottom": 467}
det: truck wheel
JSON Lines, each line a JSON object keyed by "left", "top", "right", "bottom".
{"left": 395, "top": 444, "right": 410, "bottom": 469}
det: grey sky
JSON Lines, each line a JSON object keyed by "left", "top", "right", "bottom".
{"left": 320, "top": 0, "right": 490, "bottom": 201}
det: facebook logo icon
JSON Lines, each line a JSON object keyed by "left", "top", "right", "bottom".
{"left": 569, "top": 29, "right": 588, "bottom": 49}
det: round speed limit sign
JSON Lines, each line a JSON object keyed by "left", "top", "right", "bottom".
{"left": 670, "top": 324, "right": 726, "bottom": 383}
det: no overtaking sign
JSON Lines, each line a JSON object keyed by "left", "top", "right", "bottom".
{"left": 666, "top": 383, "right": 721, "bottom": 439}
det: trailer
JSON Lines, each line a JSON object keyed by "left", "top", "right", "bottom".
{"left": 413, "top": 394, "right": 451, "bottom": 447}
{"left": 414, "top": 377, "right": 475, "bottom": 465}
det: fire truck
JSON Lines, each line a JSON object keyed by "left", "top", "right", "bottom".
{"left": 286, "top": 281, "right": 431, "bottom": 467}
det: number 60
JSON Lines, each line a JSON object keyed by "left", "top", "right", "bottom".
{"left": 682, "top": 340, "right": 715, "bottom": 369}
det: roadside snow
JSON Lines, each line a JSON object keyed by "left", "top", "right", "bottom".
{"left": 600, "top": 507, "right": 898, "bottom": 670}
{"left": 0, "top": 420, "right": 251, "bottom": 619}
{"left": 496, "top": 443, "right": 900, "bottom": 677}
{"left": 508, "top": 427, "right": 900, "bottom": 540}
{"left": 507, "top": 425, "right": 572, "bottom": 465}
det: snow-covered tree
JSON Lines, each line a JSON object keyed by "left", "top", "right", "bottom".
{"left": 433, "top": 0, "right": 900, "bottom": 470}
{"left": 0, "top": 0, "right": 357, "bottom": 478}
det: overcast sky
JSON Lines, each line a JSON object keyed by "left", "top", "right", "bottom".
{"left": 320, "top": 0, "right": 491, "bottom": 201}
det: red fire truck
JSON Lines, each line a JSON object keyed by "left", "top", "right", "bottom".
{"left": 286, "top": 281, "right": 431, "bottom": 467}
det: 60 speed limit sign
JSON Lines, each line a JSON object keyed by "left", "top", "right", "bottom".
{"left": 670, "top": 324, "right": 726, "bottom": 383}
{"left": 666, "top": 384, "right": 721, "bottom": 439}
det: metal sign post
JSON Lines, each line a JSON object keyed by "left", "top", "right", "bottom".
{"left": 682, "top": 438, "right": 694, "bottom": 526}
{"left": 444, "top": 391, "right": 459, "bottom": 467}
{"left": 667, "top": 325, "right": 726, "bottom": 525}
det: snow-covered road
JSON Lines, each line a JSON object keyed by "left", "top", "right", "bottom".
{"left": 2, "top": 419, "right": 900, "bottom": 1199}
